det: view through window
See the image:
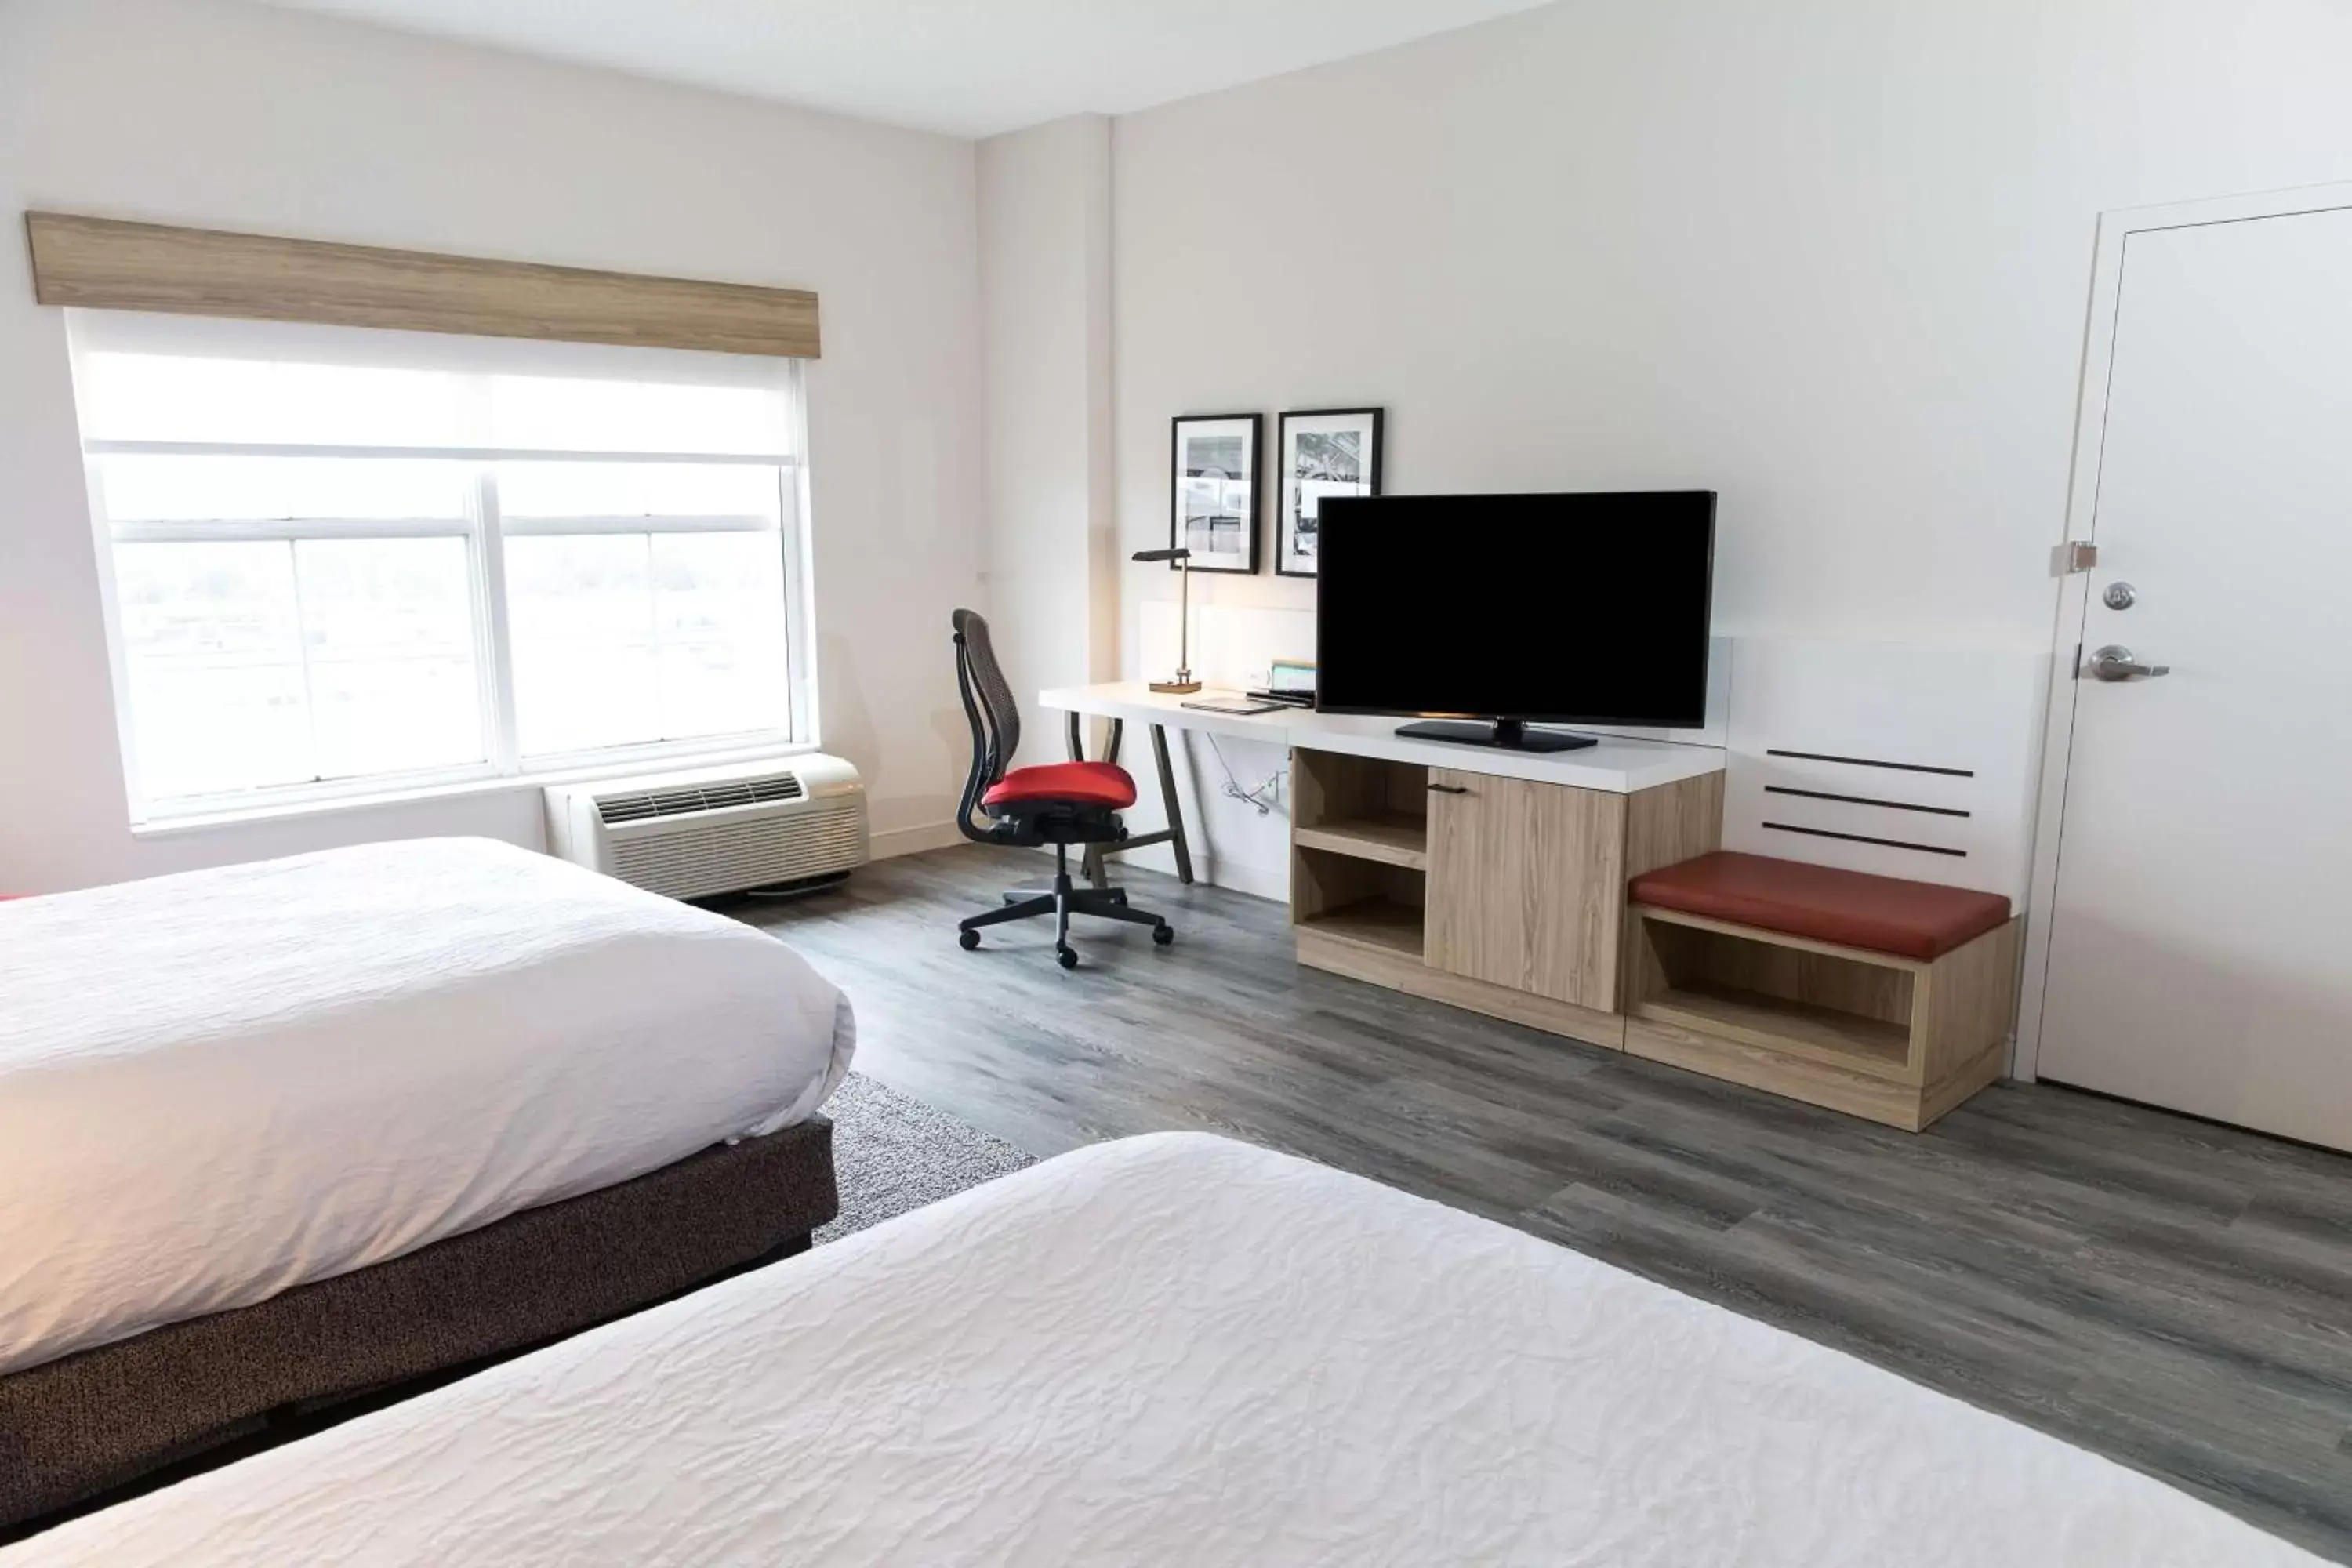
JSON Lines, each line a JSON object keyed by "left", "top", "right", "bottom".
{"left": 67, "top": 313, "right": 807, "bottom": 815}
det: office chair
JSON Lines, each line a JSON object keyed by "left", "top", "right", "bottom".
{"left": 952, "top": 608, "right": 1174, "bottom": 969}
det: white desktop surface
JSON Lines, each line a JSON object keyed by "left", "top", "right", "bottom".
{"left": 1039, "top": 683, "right": 1725, "bottom": 795}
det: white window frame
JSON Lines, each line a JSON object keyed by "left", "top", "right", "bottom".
{"left": 77, "top": 358, "right": 819, "bottom": 827}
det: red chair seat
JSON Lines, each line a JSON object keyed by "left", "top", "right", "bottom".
{"left": 1630, "top": 851, "right": 2011, "bottom": 961}
{"left": 982, "top": 760, "right": 1137, "bottom": 811}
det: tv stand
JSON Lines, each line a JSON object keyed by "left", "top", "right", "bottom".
{"left": 1395, "top": 718, "right": 1599, "bottom": 753}
{"left": 1036, "top": 681, "right": 1730, "bottom": 1054}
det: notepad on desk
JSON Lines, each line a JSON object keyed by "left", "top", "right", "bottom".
{"left": 1181, "top": 696, "right": 1287, "bottom": 717}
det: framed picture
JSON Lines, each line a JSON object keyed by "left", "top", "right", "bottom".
{"left": 1169, "top": 414, "right": 1262, "bottom": 574}
{"left": 1276, "top": 408, "right": 1383, "bottom": 577}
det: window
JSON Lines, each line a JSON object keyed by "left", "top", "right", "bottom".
{"left": 67, "top": 312, "right": 811, "bottom": 818}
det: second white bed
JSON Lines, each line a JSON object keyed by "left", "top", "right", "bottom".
{"left": 6, "top": 1132, "right": 2318, "bottom": 1566}
{"left": 0, "top": 837, "right": 853, "bottom": 1377}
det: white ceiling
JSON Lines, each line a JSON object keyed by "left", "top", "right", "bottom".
{"left": 250, "top": 0, "right": 1555, "bottom": 138}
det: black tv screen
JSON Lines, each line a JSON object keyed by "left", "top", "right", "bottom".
{"left": 1316, "top": 492, "right": 1715, "bottom": 729}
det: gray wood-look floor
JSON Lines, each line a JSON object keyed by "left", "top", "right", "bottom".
{"left": 735, "top": 844, "right": 2352, "bottom": 1563}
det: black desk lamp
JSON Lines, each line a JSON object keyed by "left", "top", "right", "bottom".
{"left": 1131, "top": 547, "right": 1202, "bottom": 694}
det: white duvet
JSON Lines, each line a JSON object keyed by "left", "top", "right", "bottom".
{"left": 0, "top": 837, "right": 852, "bottom": 1377}
{"left": 5, "top": 1133, "right": 2318, "bottom": 1566}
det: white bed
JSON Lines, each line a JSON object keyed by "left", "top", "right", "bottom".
{"left": 0, "top": 837, "right": 853, "bottom": 1378}
{"left": 4, "top": 1132, "right": 2317, "bottom": 1566}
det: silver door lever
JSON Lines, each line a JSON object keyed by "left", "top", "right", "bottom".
{"left": 2087, "top": 644, "right": 2170, "bottom": 681}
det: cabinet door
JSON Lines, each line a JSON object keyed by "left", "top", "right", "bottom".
{"left": 1425, "top": 769, "right": 1627, "bottom": 1008}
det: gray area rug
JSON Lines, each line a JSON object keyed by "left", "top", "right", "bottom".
{"left": 815, "top": 1073, "right": 1036, "bottom": 1243}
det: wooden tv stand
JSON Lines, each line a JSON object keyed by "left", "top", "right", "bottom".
{"left": 1036, "top": 685, "right": 2008, "bottom": 1126}
{"left": 1040, "top": 685, "right": 2010, "bottom": 1127}
{"left": 1034, "top": 684, "right": 1729, "bottom": 1057}
{"left": 1290, "top": 746, "right": 1723, "bottom": 1051}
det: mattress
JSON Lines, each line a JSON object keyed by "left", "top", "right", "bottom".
{"left": 0, "top": 837, "right": 853, "bottom": 1379}
{"left": 2, "top": 1133, "right": 2318, "bottom": 1566}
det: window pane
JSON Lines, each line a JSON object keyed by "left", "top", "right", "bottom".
{"left": 495, "top": 461, "right": 780, "bottom": 521}
{"left": 506, "top": 535, "right": 659, "bottom": 755}
{"left": 295, "top": 539, "right": 484, "bottom": 779}
{"left": 507, "top": 532, "right": 789, "bottom": 757}
{"left": 78, "top": 354, "right": 464, "bottom": 447}
{"left": 114, "top": 542, "right": 313, "bottom": 800}
{"left": 71, "top": 321, "right": 806, "bottom": 808}
{"left": 490, "top": 376, "right": 789, "bottom": 456}
{"left": 112, "top": 539, "right": 485, "bottom": 802}
{"left": 98, "top": 455, "right": 470, "bottom": 523}
{"left": 652, "top": 533, "right": 791, "bottom": 739}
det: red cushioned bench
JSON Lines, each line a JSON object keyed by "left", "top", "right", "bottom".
{"left": 1621, "top": 851, "right": 2020, "bottom": 1131}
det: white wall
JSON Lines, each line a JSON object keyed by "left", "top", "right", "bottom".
{"left": 0, "top": 0, "right": 985, "bottom": 892}
{"left": 14, "top": 0, "right": 2352, "bottom": 900}
{"left": 977, "top": 115, "right": 1116, "bottom": 773}
{"left": 1102, "top": 0, "right": 2352, "bottom": 889}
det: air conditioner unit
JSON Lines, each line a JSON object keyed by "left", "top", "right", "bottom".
{"left": 544, "top": 754, "right": 868, "bottom": 901}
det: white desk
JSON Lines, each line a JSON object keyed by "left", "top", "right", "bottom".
{"left": 1040, "top": 684, "right": 1725, "bottom": 791}
{"left": 1037, "top": 681, "right": 1727, "bottom": 884}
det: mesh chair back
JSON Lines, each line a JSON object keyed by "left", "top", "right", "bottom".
{"left": 953, "top": 608, "right": 1020, "bottom": 786}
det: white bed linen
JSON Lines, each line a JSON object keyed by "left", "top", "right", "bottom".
{"left": 0, "top": 837, "right": 852, "bottom": 1377}
{"left": 5, "top": 1132, "right": 2318, "bottom": 1566}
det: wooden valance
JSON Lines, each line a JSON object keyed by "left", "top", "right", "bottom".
{"left": 24, "top": 212, "right": 820, "bottom": 359}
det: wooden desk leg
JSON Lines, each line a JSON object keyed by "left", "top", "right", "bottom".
{"left": 1151, "top": 722, "right": 1195, "bottom": 885}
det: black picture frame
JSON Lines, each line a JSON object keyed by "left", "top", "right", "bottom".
{"left": 1275, "top": 407, "right": 1384, "bottom": 579}
{"left": 1168, "top": 413, "right": 1262, "bottom": 575}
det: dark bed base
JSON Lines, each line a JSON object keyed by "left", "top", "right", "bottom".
{"left": 0, "top": 1115, "right": 837, "bottom": 1536}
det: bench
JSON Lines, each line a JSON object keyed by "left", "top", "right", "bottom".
{"left": 1623, "top": 851, "right": 2021, "bottom": 1131}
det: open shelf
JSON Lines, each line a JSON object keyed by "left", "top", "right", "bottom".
{"left": 1291, "top": 746, "right": 1429, "bottom": 971}
{"left": 1293, "top": 812, "right": 1428, "bottom": 870}
{"left": 1633, "top": 982, "right": 1911, "bottom": 1076}
{"left": 1297, "top": 896, "right": 1425, "bottom": 960}
{"left": 1624, "top": 902, "right": 1923, "bottom": 1091}
{"left": 1622, "top": 899, "right": 2020, "bottom": 1131}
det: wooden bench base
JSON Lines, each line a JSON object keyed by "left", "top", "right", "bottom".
{"left": 1623, "top": 906, "right": 2022, "bottom": 1131}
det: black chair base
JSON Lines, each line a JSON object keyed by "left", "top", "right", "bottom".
{"left": 958, "top": 844, "right": 1174, "bottom": 969}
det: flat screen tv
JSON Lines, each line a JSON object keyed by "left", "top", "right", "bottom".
{"left": 1315, "top": 491, "right": 1715, "bottom": 753}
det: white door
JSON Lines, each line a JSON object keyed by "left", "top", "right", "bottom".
{"left": 2038, "top": 198, "right": 2352, "bottom": 1150}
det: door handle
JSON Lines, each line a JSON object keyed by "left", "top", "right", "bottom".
{"left": 2086, "top": 644, "right": 2171, "bottom": 682}
{"left": 1427, "top": 782, "right": 1470, "bottom": 795}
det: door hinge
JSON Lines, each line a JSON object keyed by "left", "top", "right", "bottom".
{"left": 2052, "top": 540, "right": 2099, "bottom": 576}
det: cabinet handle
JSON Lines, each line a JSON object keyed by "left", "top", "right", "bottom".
{"left": 1427, "top": 782, "right": 1469, "bottom": 795}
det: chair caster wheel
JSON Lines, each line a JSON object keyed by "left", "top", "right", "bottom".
{"left": 1056, "top": 944, "right": 1080, "bottom": 970}
{"left": 958, "top": 929, "right": 981, "bottom": 950}
{"left": 1152, "top": 924, "right": 1174, "bottom": 946}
